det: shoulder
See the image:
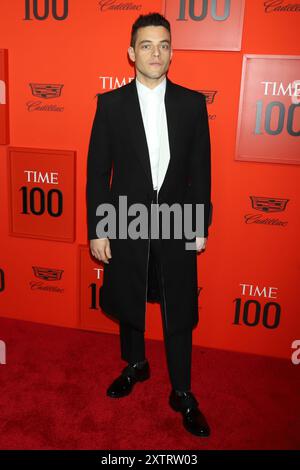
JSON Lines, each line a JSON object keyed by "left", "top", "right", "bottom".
{"left": 172, "top": 80, "right": 205, "bottom": 98}
{"left": 95, "top": 80, "right": 131, "bottom": 103}
{"left": 93, "top": 81, "right": 131, "bottom": 115}
{"left": 170, "top": 80, "right": 207, "bottom": 114}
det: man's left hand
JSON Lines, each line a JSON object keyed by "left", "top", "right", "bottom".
{"left": 196, "top": 237, "right": 207, "bottom": 252}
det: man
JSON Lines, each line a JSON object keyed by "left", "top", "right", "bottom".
{"left": 86, "top": 12, "right": 211, "bottom": 438}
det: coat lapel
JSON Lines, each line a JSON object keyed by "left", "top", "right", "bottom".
{"left": 123, "top": 76, "right": 179, "bottom": 196}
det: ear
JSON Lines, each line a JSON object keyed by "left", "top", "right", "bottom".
{"left": 128, "top": 46, "right": 135, "bottom": 62}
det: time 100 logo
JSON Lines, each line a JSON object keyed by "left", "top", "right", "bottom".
{"left": 24, "top": 0, "right": 68, "bottom": 21}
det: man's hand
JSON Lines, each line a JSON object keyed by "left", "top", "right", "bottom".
{"left": 196, "top": 237, "right": 207, "bottom": 252}
{"left": 90, "top": 238, "right": 112, "bottom": 263}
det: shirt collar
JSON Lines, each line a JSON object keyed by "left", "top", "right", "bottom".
{"left": 135, "top": 76, "right": 166, "bottom": 100}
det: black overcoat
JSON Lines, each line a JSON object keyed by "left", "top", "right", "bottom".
{"left": 86, "top": 76, "right": 211, "bottom": 336}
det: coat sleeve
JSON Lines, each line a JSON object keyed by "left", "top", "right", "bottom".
{"left": 86, "top": 94, "right": 113, "bottom": 240}
{"left": 189, "top": 93, "right": 212, "bottom": 238}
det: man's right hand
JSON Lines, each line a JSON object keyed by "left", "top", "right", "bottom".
{"left": 90, "top": 238, "right": 112, "bottom": 264}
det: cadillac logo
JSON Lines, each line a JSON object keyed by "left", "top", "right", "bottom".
{"left": 250, "top": 196, "right": 289, "bottom": 213}
{"left": 32, "top": 266, "right": 64, "bottom": 281}
{"left": 29, "top": 83, "right": 64, "bottom": 99}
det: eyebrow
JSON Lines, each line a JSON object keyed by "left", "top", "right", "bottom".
{"left": 139, "top": 39, "right": 170, "bottom": 44}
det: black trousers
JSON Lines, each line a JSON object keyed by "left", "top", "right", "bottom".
{"left": 119, "top": 189, "right": 192, "bottom": 392}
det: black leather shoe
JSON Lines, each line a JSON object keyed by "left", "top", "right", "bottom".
{"left": 106, "top": 360, "right": 150, "bottom": 398}
{"left": 169, "top": 390, "right": 210, "bottom": 437}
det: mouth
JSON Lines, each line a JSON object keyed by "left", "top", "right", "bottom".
{"left": 150, "top": 63, "right": 162, "bottom": 66}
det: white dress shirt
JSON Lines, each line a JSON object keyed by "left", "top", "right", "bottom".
{"left": 136, "top": 76, "right": 167, "bottom": 190}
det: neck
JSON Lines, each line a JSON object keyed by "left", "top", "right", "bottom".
{"left": 135, "top": 72, "right": 166, "bottom": 89}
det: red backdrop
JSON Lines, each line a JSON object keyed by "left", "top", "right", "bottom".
{"left": 0, "top": 0, "right": 299, "bottom": 360}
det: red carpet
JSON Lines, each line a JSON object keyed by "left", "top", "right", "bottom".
{"left": 0, "top": 316, "right": 299, "bottom": 450}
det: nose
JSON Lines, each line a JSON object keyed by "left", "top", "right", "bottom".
{"left": 152, "top": 45, "right": 160, "bottom": 57}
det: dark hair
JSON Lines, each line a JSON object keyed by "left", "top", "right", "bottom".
{"left": 130, "top": 12, "right": 171, "bottom": 49}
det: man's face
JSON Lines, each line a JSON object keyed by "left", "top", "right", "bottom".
{"left": 128, "top": 25, "right": 172, "bottom": 81}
